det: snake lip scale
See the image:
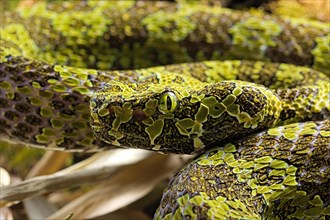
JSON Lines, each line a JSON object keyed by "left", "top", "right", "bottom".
{"left": 0, "top": 1, "right": 329, "bottom": 219}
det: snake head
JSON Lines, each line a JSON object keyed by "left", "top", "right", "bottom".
{"left": 90, "top": 73, "right": 281, "bottom": 154}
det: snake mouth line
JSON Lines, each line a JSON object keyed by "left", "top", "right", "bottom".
{"left": 89, "top": 121, "right": 150, "bottom": 148}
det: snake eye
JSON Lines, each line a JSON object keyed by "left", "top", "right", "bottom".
{"left": 158, "top": 92, "right": 178, "bottom": 114}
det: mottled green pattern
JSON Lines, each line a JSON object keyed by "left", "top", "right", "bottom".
{"left": 1, "top": 1, "right": 329, "bottom": 74}
{"left": 0, "top": 56, "right": 142, "bottom": 151}
{"left": 155, "top": 119, "right": 330, "bottom": 219}
{"left": 90, "top": 62, "right": 329, "bottom": 153}
{"left": 1, "top": 57, "right": 328, "bottom": 153}
{"left": 0, "top": 1, "right": 329, "bottom": 219}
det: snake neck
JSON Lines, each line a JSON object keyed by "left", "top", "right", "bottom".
{"left": 275, "top": 83, "right": 330, "bottom": 125}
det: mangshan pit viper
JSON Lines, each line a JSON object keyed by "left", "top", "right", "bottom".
{"left": 0, "top": 1, "right": 329, "bottom": 219}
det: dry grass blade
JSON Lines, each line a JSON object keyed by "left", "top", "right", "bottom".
{"left": 24, "top": 151, "right": 70, "bottom": 219}
{"left": 0, "top": 206, "right": 13, "bottom": 220}
{"left": 0, "top": 165, "right": 117, "bottom": 202}
{"left": 0, "top": 149, "right": 152, "bottom": 203}
{"left": 92, "top": 208, "right": 151, "bottom": 220}
{"left": 24, "top": 197, "right": 58, "bottom": 220}
{"left": 0, "top": 167, "right": 10, "bottom": 187}
{"left": 0, "top": 168, "right": 13, "bottom": 219}
{"left": 26, "top": 151, "right": 71, "bottom": 179}
{"left": 0, "top": 167, "right": 14, "bottom": 219}
{"left": 47, "top": 154, "right": 191, "bottom": 220}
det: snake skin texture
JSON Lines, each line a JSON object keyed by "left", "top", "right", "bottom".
{"left": 90, "top": 63, "right": 329, "bottom": 154}
{"left": 155, "top": 119, "right": 330, "bottom": 219}
{"left": 1, "top": 1, "right": 329, "bottom": 74}
{"left": 0, "top": 1, "right": 329, "bottom": 219}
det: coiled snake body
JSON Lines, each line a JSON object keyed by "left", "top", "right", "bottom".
{"left": 0, "top": 1, "right": 329, "bottom": 219}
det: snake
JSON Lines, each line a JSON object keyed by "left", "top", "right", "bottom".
{"left": 0, "top": 1, "right": 329, "bottom": 219}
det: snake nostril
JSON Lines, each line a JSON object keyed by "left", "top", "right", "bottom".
{"left": 132, "top": 109, "right": 148, "bottom": 122}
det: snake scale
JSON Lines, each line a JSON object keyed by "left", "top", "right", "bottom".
{"left": 0, "top": 1, "right": 329, "bottom": 219}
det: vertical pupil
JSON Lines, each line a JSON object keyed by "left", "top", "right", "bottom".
{"left": 166, "top": 95, "right": 172, "bottom": 111}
